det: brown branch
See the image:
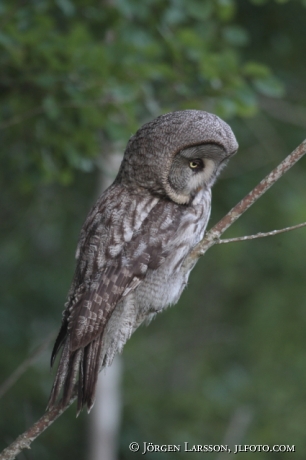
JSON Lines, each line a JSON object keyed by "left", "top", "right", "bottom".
{"left": 183, "top": 138, "right": 306, "bottom": 270}
{"left": 1, "top": 138, "right": 306, "bottom": 460}
{"left": 0, "top": 332, "right": 55, "bottom": 400}
{"left": 0, "top": 391, "right": 77, "bottom": 460}
{"left": 217, "top": 222, "right": 306, "bottom": 245}
{"left": 1, "top": 215, "right": 303, "bottom": 398}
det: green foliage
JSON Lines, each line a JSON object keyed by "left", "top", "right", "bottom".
{"left": 0, "top": 0, "right": 283, "bottom": 189}
{"left": 1, "top": 0, "right": 306, "bottom": 459}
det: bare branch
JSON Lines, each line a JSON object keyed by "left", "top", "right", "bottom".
{"left": 1, "top": 138, "right": 306, "bottom": 460}
{"left": 0, "top": 332, "right": 55, "bottom": 400}
{"left": 217, "top": 222, "right": 306, "bottom": 245}
{"left": 0, "top": 391, "right": 77, "bottom": 460}
{"left": 183, "top": 138, "right": 306, "bottom": 270}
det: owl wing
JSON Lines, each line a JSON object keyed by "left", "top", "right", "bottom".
{"left": 68, "top": 246, "right": 150, "bottom": 351}
{"left": 69, "top": 192, "right": 180, "bottom": 351}
{"left": 49, "top": 186, "right": 182, "bottom": 411}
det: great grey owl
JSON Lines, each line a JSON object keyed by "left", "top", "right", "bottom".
{"left": 48, "top": 110, "right": 238, "bottom": 414}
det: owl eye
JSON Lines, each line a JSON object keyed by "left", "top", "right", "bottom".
{"left": 189, "top": 159, "right": 204, "bottom": 170}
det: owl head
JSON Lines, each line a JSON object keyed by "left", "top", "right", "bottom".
{"left": 117, "top": 110, "right": 238, "bottom": 204}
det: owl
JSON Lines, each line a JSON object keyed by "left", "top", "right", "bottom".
{"left": 48, "top": 110, "right": 238, "bottom": 414}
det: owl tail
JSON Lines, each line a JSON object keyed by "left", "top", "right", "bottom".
{"left": 47, "top": 328, "right": 103, "bottom": 415}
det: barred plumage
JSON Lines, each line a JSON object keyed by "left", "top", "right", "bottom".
{"left": 48, "top": 110, "right": 238, "bottom": 413}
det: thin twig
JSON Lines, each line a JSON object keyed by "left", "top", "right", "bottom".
{"left": 183, "top": 138, "right": 306, "bottom": 270}
{"left": 0, "top": 391, "right": 77, "bottom": 460}
{"left": 1, "top": 138, "right": 306, "bottom": 460}
{"left": 0, "top": 332, "right": 55, "bottom": 399}
{"left": 217, "top": 222, "right": 306, "bottom": 244}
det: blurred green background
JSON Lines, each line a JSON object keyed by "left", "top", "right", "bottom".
{"left": 1, "top": 0, "right": 306, "bottom": 458}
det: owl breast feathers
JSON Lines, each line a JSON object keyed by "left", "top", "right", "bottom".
{"left": 48, "top": 110, "right": 238, "bottom": 413}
